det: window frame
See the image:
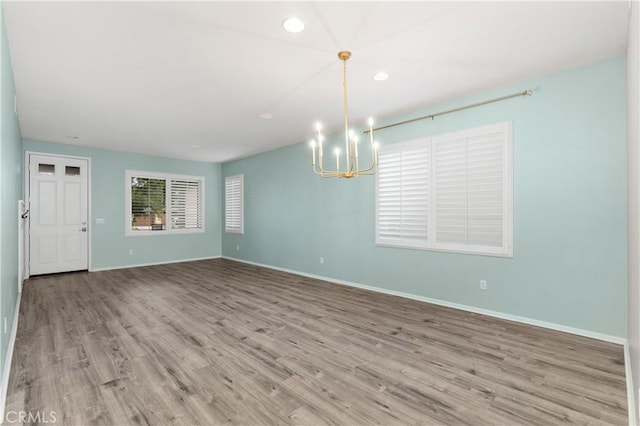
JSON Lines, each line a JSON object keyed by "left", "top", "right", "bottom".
{"left": 225, "top": 174, "right": 244, "bottom": 234}
{"left": 375, "top": 121, "right": 513, "bottom": 258}
{"left": 125, "top": 170, "right": 205, "bottom": 237}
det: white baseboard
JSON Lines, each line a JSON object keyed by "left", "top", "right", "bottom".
{"left": 90, "top": 255, "right": 221, "bottom": 272}
{"left": 0, "top": 290, "right": 22, "bottom": 421}
{"left": 626, "top": 343, "right": 638, "bottom": 426}
{"left": 222, "top": 256, "right": 626, "bottom": 345}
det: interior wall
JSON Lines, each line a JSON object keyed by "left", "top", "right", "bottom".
{"left": 222, "top": 56, "right": 628, "bottom": 338}
{"left": 0, "top": 0, "right": 22, "bottom": 398}
{"left": 22, "top": 140, "right": 222, "bottom": 271}
{"left": 627, "top": 0, "right": 640, "bottom": 421}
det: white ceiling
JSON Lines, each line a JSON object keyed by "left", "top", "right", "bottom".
{"left": 3, "top": 1, "right": 629, "bottom": 163}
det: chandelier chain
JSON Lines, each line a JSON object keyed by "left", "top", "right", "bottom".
{"left": 342, "top": 56, "right": 351, "bottom": 172}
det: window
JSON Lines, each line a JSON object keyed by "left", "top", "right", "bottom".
{"left": 376, "top": 122, "right": 512, "bottom": 257}
{"left": 225, "top": 174, "right": 244, "bottom": 234}
{"left": 65, "top": 166, "right": 81, "bottom": 176}
{"left": 126, "top": 171, "right": 204, "bottom": 236}
{"left": 38, "top": 163, "right": 55, "bottom": 174}
{"left": 171, "top": 178, "right": 203, "bottom": 230}
{"left": 130, "top": 177, "right": 167, "bottom": 231}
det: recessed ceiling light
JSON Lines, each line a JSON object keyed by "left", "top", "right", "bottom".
{"left": 189, "top": 144, "right": 201, "bottom": 149}
{"left": 258, "top": 113, "right": 274, "bottom": 120}
{"left": 373, "top": 71, "right": 389, "bottom": 81}
{"left": 282, "top": 17, "right": 304, "bottom": 33}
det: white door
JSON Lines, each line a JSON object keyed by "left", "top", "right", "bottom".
{"left": 29, "top": 154, "right": 88, "bottom": 275}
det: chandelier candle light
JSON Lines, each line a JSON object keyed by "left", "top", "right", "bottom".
{"left": 310, "top": 51, "right": 379, "bottom": 178}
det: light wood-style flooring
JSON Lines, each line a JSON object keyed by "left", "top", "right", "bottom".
{"left": 5, "top": 259, "right": 627, "bottom": 425}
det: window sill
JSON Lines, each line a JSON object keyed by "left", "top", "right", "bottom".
{"left": 125, "top": 228, "right": 205, "bottom": 237}
{"left": 375, "top": 241, "right": 513, "bottom": 258}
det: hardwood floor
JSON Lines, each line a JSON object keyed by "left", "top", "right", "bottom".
{"left": 4, "top": 258, "right": 627, "bottom": 425}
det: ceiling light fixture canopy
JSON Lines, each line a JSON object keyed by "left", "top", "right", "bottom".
{"left": 310, "top": 51, "right": 378, "bottom": 179}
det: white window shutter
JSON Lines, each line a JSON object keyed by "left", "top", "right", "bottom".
{"left": 433, "top": 136, "right": 468, "bottom": 245}
{"left": 466, "top": 130, "right": 505, "bottom": 247}
{"left": 432, "top": 122, "right": 511, "bottom": 255}
{"left": 375, "top": 121, "right": 512, "bottom": 257}
{"left": 376, "top": 140, "right": 430, "bottom": 247}
{"left": 170, "top": 178, "right": 203, "bottom": 229}
{"left": 225, "top": 175, "right": 244, "bottom": 234}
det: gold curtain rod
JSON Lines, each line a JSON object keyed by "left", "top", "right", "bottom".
{"left": 363, "top": 89, "right": 533, "bottom": 134}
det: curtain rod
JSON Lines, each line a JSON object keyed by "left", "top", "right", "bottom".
{"left": 363, "top": 89, "right": 533, "bottom": 134}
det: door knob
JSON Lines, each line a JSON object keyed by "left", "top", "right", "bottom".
{"left": 80, "top": 227, "right": 87, "bottom": 232}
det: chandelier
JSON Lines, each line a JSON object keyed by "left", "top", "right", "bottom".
{"left": 310, "top": 51, "right": 378, "bottom": 178}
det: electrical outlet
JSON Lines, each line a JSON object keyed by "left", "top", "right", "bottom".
{"left": 129, "top": 249, "right": 134, "bottom": 255}
{"left": 4, "top": 317, "right": 7, "bottom": 334}
{"left": 236, "top": 245, "right": 240, "bottom": 251}
{"left": 320, "top": 257, "right": 324, "bottom": 264}
{"left": 480, "top": 280, "right": 487, "bottom": 290}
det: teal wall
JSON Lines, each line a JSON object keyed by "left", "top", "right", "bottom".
{"left": 0, "top": 2, "right": 22, "bottom": 387}
{"left": 222, "top": 56, "right": 628, "bottom": 337}
{"left": 22, "top": 140, "right": 222, "bottom": 270}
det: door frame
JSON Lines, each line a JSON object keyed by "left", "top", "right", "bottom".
{"left": 24, "top": 151, "right": 92, "bottom": 278}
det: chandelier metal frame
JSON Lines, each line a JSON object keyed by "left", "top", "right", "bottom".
{"left": 310, "top": 51, "right": 378, "bottom": 179}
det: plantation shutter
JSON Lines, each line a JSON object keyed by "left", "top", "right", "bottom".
{"left": 225, "top": 175, "right": 244, "bottom": 234}
{"left": 375, "top": 121, "right": 511, "bottom": 257}
{"left": 376, "top": 140, "right": 430, "bottom": 248}
{"left": 433, "top": 122, "right": 509, "bottom": 253}
{"left": 466, "top": 129, "right": 506, "bottom": 247}
{"left": 433, "top": 136, "right": 467, "bottom": 244}
{"left": 170, "top": 178, "right": 203, "bottom": 229}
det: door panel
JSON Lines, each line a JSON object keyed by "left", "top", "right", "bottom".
{"left": 38, "top": 235, "right": 57, "bottom": 264}
{"left": 64, "top": 235, "right": 82, "bottom": 262}
{"left": 29, "top": 154, "right": 88, "bottom": 275}
{"left": 38, "top": 181, "right": 57, "bottom": 225}
{"left": 64, "top": 182, "right": 81, "bottom": 224}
